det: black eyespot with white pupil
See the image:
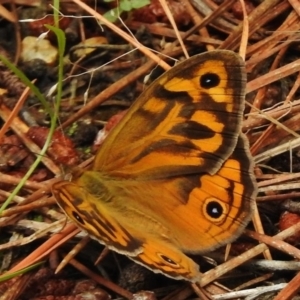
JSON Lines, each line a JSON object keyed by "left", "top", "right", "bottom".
{"left": 159, "top": 254, "right": 178, "bottom": 266}
{"left": 206, "top": 201, "right": 223, "bottom": 219}
{"left": 72, "top": 211, "right": 85, "bottom": 225}
{"left": 200, "top": 72, "right": 220, "bottom": 89}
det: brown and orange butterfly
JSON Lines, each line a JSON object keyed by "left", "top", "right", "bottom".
{"left": 52, "top": 50, "right": 257, "bottom": 282}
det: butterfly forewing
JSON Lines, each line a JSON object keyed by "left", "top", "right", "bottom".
{"left": 94, "top": 51, "right": 246, "bottom": 179}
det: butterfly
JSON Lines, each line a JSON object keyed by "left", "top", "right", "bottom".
{"left": 52, "top": 50, "right": 257, "bottom": 282}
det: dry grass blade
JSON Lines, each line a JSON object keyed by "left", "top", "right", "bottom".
{"left": 6, "top": 224, "right": 80, "bottom": 275}
{"left": 55, "top": 235, "right": 91, "bottom": 274}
